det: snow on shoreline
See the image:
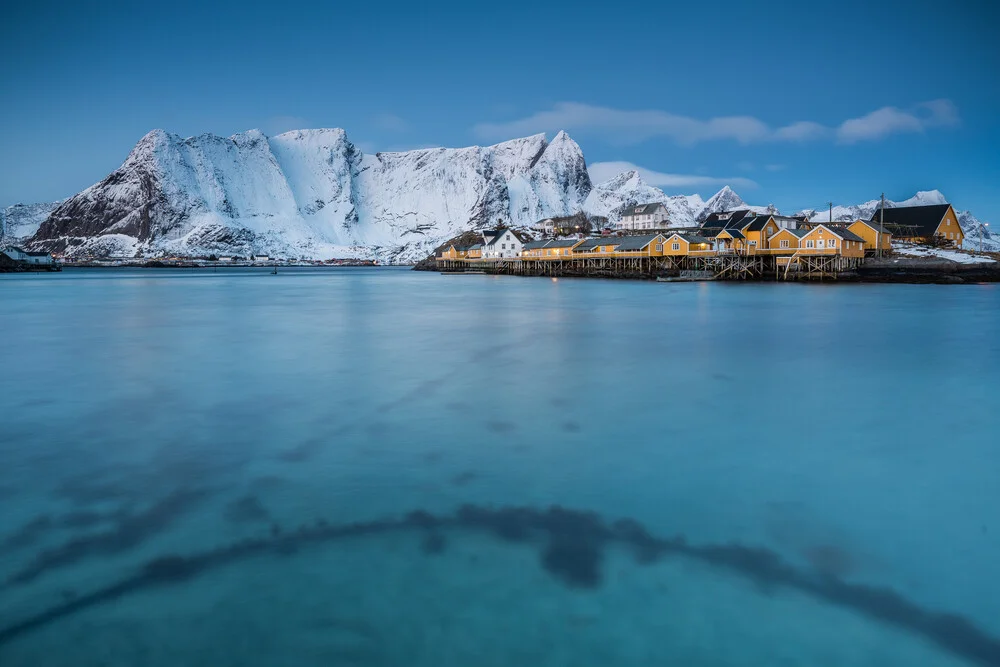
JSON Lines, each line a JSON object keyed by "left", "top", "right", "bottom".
{"left": 892, "top": 243, "right": 996, "bottom": 264}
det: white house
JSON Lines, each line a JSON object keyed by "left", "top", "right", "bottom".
{"left": 533, "top": 218, "right": 556, "bottom": 235}
{"left": 482, "top": 229, "right": 523, "bottom": 259}
{"left": 617, "top": 203, "right": 670, "bottom": 231}
{"left": 1, "top": 247, "right": 55, "bottom": 265}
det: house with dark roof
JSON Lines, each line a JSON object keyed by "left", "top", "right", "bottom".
{"left": 618, "top": 203, "right": 670, "bottom": 231}
{"left": 847, "top": 219, "right": 892, "bottom": 253}
{"left": 520, "top": 240, "right": 550, "bottom": 257}
{"left": 482, "top": 228, "right": 523, "bottom": 259}
{"left": 798, "top": 225, "right": 865, "bottom": 257}
{"left": 870, "top": 204, "right": 964, "bottom": 246}
{"left": 541, "top": 239, "right": 581, "bottom": 257}
{"left": 700, "top": 210, "right": 753, "bottom": 236}
{"left": 571, "top": 237, "right": 604, "bottom": 254}
{"left": 614, "top": 234, "right": 669, "bottom": 255}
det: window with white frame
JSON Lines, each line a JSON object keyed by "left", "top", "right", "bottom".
{"left": 829, "top": 239, "right": 836, "bottom": 247}
{"left": 817, "top": 240, "right": 825, "bottom": 248}
{"left": 671, "top": 243, "right": 680, "bottom": 251}
{"left": 780, "top": 239, "right": 789, "bottom": 249}
{"left": 806, "top": 240, "right": 815, "bottom": 248}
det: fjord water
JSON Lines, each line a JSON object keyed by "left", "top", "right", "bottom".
{"left": 1, "top": 267, "right": 998, "bottom": 666}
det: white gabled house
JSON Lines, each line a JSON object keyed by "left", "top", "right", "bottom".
{"left": 617, "top": 203, "right": 670, "bottom": 231}
{"left": 482, "top": 229, "right": 523, "bottom": 259}
{"left": 1, "top": 246, "right": 55, "bottom": 266}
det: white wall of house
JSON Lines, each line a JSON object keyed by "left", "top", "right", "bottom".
{"left": 617, "top": 204, "right": 669, "bottom": 231}
{"left": 483, "top": 231, "right": 523, "bottom": 258}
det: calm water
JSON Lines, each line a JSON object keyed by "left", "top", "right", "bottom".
{"left": 1, "top": 267, "right": 998, "bottom": 666}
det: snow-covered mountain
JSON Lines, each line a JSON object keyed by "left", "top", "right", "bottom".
{"left": 25, "top": 128, "right": 593, "bottom": 262}
{"left": 1, "top": 201, "right": 62, "bottom": 247}
{"left": 12, "top": 126, "right": 994, "bottom": 260}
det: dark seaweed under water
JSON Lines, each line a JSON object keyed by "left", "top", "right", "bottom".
{"left": 1, "top": 267, "right": 999, "bottom": 666}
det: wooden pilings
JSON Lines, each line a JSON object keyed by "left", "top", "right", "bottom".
{"left": 435, "top": 254, "right": 865, "bottom": 281}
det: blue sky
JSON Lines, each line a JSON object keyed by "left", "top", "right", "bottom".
{"left": 2, "top": 0, "right": 998, "bottom": 219}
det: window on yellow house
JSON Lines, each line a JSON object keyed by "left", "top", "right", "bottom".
{"left": 780, "top": 240, "right": 789, "bottom": 248}
{"left": 655, "top": 244, "right": 663, "bottom": 252}
{"left": 806, "top": 240, "right": 815, "bottom": 248}
{"left": 672, "top": 243, "right": 680, "bottom": 251}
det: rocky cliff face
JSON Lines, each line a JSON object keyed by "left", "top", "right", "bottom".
{"left": 27, "top": 129, "right": 593, "bottom": 262}
{"left": 1, "top": 201, "right": 62, "bottom": 247}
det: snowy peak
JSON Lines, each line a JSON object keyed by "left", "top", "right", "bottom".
{"left": 699, "top": 186, "right": 747, "bottom": 219}
{"left": 899, "top": 190, "right": 947, "bottom": 207}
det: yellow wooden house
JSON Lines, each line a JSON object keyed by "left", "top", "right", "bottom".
{"left": 520, "top": 240, "right": 550, "bottom": 258}
{"left": 846, "top": 220, "right": 892, "bottom": 253}
{"left": 872, "top": 203, "right": 964, "bottom": 246}
{"left": 439, "top": 244, "right": 468, "bottom": 260}
{"left": 663, "top": 233, "right": 713, "bottom": 256}
{"left": 766, "top": 228, "right": 807, "bottom": 253}
{"left": 739, "top": 214, "right": 781, "bottom": 253}
{"left": 797, "top": 225, "right": 865, "bottom": 257}
{"left": 467, "top": 244, "right": 483, "bottom": 259}
{"left": 543, "top": 239, "right": 582, "bottom": 257}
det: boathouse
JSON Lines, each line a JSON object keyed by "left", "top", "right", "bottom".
{"left": 871, "top": 204, "right": 964, "bottom": 246}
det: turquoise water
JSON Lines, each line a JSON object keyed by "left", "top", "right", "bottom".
{"left": 1, "top": 267, "right": 998, "bottom": 666}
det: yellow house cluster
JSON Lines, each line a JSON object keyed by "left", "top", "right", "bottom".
{"left": 437, "top": 202, "right": 970, "bottom": 265}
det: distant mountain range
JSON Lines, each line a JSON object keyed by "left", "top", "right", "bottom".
{"left": 1, "top": 129, "right": 995, "bottom": 260}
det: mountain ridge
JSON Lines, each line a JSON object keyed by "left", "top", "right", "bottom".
{"left": 5, "top": 128, "right": 995, "bottom": 259}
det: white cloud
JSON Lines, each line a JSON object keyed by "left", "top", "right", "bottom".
{"left": 474, "top": 100, "right": 959, "bottom": 146}
{"left": 589, "top": 161, "right": 757, "bottom": 190}
{"left": 474, "top": 103, "right": 781, "bottom": 145}
{"left": 836, "top": 99, "right": 960, "bottom": 143}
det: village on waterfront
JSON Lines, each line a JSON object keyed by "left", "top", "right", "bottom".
{"left": 432, "top": 200, "right": 997, "bottom": 282}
